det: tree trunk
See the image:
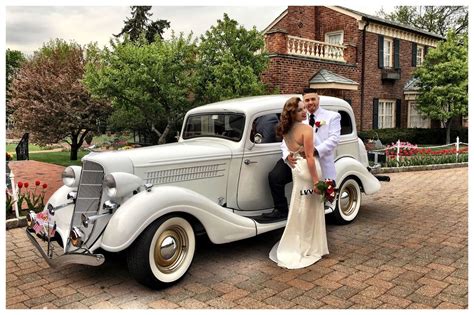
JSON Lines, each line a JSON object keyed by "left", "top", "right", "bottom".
{"left": 70, "top": 134, "right": 79, "bottom": 160}
{"left": 158, "top": 123, "right": 171, "bottom": 144}
{"left": 445, "top": 118, "right": 453, "bottom": 144}
{"left": 70, "top": 130, "right": 89, "bottom": 160}
{"left": 151, "top": 122, "right": 171, "bottom": 145}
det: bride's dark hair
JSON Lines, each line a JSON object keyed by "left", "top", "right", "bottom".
{"left": 277, "top": 97, "right": 301, "bottom": 138}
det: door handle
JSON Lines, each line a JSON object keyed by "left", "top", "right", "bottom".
{"left": 244, "top": 159, "right": 258, "bottom": 165}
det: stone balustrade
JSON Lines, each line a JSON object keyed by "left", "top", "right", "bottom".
{"left": 287, "top": 35, "right": 346, "bottom": 62}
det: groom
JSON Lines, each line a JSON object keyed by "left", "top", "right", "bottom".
{"left": 264, "top": 88, "right": 341, "bottom": 219}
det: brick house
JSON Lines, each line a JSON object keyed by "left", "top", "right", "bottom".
{"left": 261, "top": 6, "right": 445, "bottom": 131}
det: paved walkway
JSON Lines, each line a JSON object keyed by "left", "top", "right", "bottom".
{"left": 5, "top": 167, "right": 468, "bottom": 309}
{"left": 8, "top": 161, "right": 65, "bottom": 203}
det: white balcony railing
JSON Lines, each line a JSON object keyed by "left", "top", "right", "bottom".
{"left": 287, "top": 35, "right": 346, "bottom": 62}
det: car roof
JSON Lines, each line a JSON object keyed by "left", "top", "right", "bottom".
{"left": 186, "top": 94, "right": 352, "bottom": 116}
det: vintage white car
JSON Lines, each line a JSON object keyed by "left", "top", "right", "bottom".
{"left": 26, "top": 94, "right": 388, "bottom": 289}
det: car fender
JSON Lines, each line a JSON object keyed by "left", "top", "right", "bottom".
{"left": 101, "top": 185, "right": 257, "bottom": 252}
{"left": 45, "top": 185, "right": 76, "bottom": 250}
{"left": 335, "top": 156, "right": 381, "bottom": 195}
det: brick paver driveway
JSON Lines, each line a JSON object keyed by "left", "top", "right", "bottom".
{"left": 5, "top": 167, "right": 467, "bottom": 309}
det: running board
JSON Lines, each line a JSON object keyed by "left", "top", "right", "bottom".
{"left": 252, "top": 206, "right": 335, "bottom": 224}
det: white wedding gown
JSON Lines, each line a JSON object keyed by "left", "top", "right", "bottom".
{"left": 269, "top": 148, "right": 329, "bottom": 269}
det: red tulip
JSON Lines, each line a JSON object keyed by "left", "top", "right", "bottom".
{"left": 17, "top": 181, "right": 23, "bottom": 189}
{"left": 35, "top": 180, "right": 41, "bottom": 186}
{"left": 42, "top": 183, "right": 48, "bottom": 189}
{"left": 24, "top": 182, "right": 29, "bottom": 188}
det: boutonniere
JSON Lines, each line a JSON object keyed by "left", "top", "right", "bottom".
{"left": 315, "top": 120, "right": 326, "bottom": 128}
{"left": 315, "top": 120, "right": 326, "bottom": 133}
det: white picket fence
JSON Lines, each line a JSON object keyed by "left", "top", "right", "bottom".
{"left": 7, "top": 171, "right": 20, "bottom": 219}
{"left": 369, "top": 136, "right": 468, "bottom": 165}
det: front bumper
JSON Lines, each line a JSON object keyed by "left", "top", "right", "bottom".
{"left": 25, "top": 229, "right": 105, "bottom": 268}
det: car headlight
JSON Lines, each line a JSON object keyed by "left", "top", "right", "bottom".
{"left": 62, "top": 166, "right": 82, "bottom": 187}
{"left": 103, "top": 172, "right": 143, "bottom": 199}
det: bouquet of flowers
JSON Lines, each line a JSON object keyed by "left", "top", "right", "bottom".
{"left": 315, "top": 179, "right": 337, "bottom": 203}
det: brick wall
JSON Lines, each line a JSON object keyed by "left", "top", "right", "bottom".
{"left": 317, "top": 7, "right": 362, "bottom": 66}
{"left": 261, "top": 55, "right": 361, "bottom": 122}
{"left": 362, "top": 32, "right": 418, "bottom": 130}
{"left": 269, "top": 6, "right": 317, "bottom": 40}
{"left": 263, "top": 6, "right": 442, "bottom": 131}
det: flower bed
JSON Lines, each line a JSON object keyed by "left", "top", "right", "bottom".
{"left": 383, "top": 141, "right": 468, "bottom": 167}
{"left": 5, "top": 180, "right": 48, "bottom": 220}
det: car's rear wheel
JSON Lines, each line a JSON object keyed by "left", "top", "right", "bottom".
{"left": 127, "top": 215, "right": 196, "bottom": 289}
{"left": 332, "top": 178, "right": 361, "bottom": 224}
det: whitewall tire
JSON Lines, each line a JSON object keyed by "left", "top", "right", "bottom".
{"left": 333, "top": 178, "right": 361, "bottom": 224}
{"left": 127, "top": 215, "right": 196, "bottom": 289}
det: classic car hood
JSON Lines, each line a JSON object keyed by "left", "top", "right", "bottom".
{"left": 83, "top": 140, "right": 233, "bottom": 173}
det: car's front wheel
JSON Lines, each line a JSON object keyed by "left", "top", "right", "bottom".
{"left": 332, "top": 178, "right": 361, "bottom": 224}
{"left": 127, "top": 215, "right": 196, "bottom": 289}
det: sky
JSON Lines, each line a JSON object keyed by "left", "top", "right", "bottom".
{"left": 4, "top": 2, "right": 396, "bottom": 55}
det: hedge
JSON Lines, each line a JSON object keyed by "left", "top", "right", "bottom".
{"left": 358, "top": 128, "right": 468, "bottom": 145}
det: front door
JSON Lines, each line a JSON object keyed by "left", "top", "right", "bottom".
{"left": 236, "top": 112, "right": 287, "bottom": 210}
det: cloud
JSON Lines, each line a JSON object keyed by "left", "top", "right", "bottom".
{"left": 6, "top": 6, "right": 286, "bottom": 55}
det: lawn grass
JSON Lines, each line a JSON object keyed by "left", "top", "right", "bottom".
{"left": 6, "top": 143, "right": 48, "bottom": 152}
{"left": 27, "top": 151, "right": 88, "bottom": 167}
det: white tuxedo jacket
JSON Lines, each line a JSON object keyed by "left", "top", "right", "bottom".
{"left": 281, "top": 107, "right": 341, "bottom": 180}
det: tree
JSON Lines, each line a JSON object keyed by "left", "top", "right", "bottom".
{"left": 414, "top": 30, "right": 467, "bottom": 144}
{"left": 6, "top": 49, "right": 26, "bottom": 118}
{"left": 196, "top": 13, "right": 269, "bottom": 105}
{"left": 115, "top": 6, "right": 170, "bottom": 43}
{"left": 6, "top": 49, "right": 26, "bottom": 96}
{"left": 8, "top": 39, "right": 112, "bottom": 160}
{"left": 84, "top": 33, "right": 197, "bottom": 144}
{"left": 377, "top": 6, "right": 468, "bottom": 36}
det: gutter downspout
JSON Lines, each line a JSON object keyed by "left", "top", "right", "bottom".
{"left": 360, "top": 19, "right": 369, "bottom": 131}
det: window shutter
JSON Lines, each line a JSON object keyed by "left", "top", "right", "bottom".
{"left": 396, "top": 99, "right": 402, "bottom": 128}
{"left": 412, "top": 42, "right": 417, "bottom": 66}
{"left": 373, "top": 98, "right": 379, "bottom": 129}
{"left": 394, "top": 38, "right": 400, "bottom": 69}
{"left": 424, "top": 45, "right": 429, "bottom": 57}
{"left": 378, "top": 35, "right": 384, "bottom": 69}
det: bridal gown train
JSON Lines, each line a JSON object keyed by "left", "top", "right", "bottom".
{"left": 269, "top": 151, "right": 329, "bottom": 269}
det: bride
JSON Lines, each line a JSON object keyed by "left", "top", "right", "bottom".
{"left": 269, "top": 96, "right": 329, "bottom": 269}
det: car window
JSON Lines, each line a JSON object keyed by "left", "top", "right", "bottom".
{"left": 338, "top": 110, "right": 353, "bottom": 135}
{"left": 250, "top": 113, "right": 280, "bottom": 144}
{"left": 183, "top": 113, "right": 245, "bottom": 141}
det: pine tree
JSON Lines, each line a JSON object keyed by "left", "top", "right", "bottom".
{"left": 115, "top": 6, "right": 170, "bottom": 43}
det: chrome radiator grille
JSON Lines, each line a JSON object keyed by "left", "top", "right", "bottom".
{"left": 73, "top": 161, "right": 104, "bottom": 219}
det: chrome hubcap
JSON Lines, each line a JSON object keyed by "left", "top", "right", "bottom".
{"left": 154, "top": 226, "right": 188, "bottom": 274}
{"left": 340, "top": 184, "right": 358, "bottom": 216}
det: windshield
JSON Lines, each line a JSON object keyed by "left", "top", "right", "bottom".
{"left": 182, "top": 113, "right": 245, "bottom": 141}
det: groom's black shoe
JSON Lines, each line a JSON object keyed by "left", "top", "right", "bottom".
{"left": 262, "top": 208, "right": 288, "bottom": 219}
